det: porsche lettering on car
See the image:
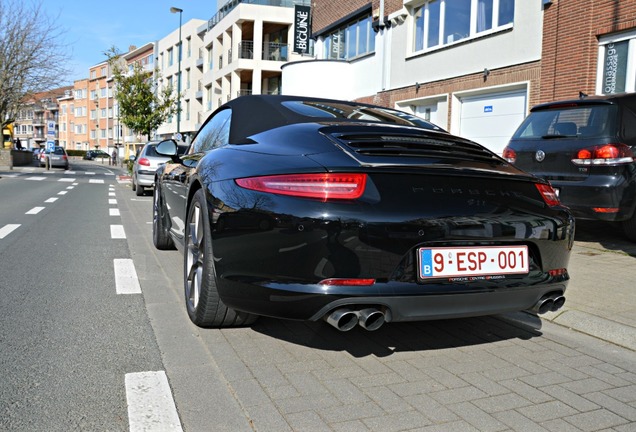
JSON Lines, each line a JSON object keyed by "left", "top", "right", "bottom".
{"left": 152, "top": 95, "right": 574, "bottom": 331}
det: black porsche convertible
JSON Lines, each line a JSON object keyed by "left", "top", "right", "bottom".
{"left": 153, "top": 95, "right": 575, "bottom": 331}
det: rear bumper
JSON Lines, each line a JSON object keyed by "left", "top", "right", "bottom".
{"left": 550, "top": 175, "right": 636, "bottom": 221}
{"left": 136, "top": 171, "right": 156, "bottom": 187}
{"left": 218, "top": 279, "right": 568, "bottom": 322}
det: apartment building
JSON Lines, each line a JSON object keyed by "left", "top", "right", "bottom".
{"left": 155, "top": 19, "right": 207, "bottom": 141}
{"left": 14, "top": 87, "right": 73, "bottom": 150}
{"left": 197, "top": 0, "right": 312, "bottom": 120}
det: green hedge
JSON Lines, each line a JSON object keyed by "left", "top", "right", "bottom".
{"left": 67, "top": 150, "right": 86, "bottom": 157}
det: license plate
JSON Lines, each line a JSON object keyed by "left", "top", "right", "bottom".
{"left": 418, "top": 245, "right": 529, "bottom": 280}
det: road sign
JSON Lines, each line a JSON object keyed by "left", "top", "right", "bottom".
{"left": 47, "top": 140, "right": 55, "bottom": 151}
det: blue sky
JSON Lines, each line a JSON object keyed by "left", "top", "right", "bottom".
{"left": 42, "top": 0, "right": 218, "bottom": 84}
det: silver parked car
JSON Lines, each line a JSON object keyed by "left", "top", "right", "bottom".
{"left": 39, "top": 146, "right": 70, "bottom": 170}
{"left": 131, "top": 140, "right": 187, "bottom": 196}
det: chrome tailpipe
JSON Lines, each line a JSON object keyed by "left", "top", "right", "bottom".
{"left": 324, "top": 308, "right": 358, "bottom": 332}
{"left": 358, "top": 308, "right": 385, "bottom": 331}
{"left": 551, "top": 295, "right": 566, "bottom": 311}
{"left": 324, "top": 307, "right": 387, "bottom": 331}
{"left": 531, "top": 293, "right": 566, "bottom": 314}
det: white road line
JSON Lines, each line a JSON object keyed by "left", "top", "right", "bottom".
{"left": 113, "top": 259, "right": 141, "bottom": 294}
{"left": 2, "top": 174, "right": 17, "bottom": 178}
{"left": 109, "top": 208, "right": 120, "bottom": 216}
{"left": 125, "top": 371, "right": 182, "bottom": 432}
{"left": 110, "top": 225, "right": 126, "bottom": 239}
{"left": 26, "top": 207, "right": 45, "bottom": 215}
{"left": 59, "top": 178, "right": 76, "bottom": 182}
{"left": 109, "top": 199, "right": 117, "bottom": 205}
{"left": 57, "top": 191, "right": 68, "bottom": 195}
{"left": 72, "top": 182, "right": 78, "bottom": 186}
{"left": 45, "top": 197, "right": 58, "bottom": 203}
{"left": 26, "top": 176, "right": 45, "bottom": 181}
{"left": 109, "top": 192, "right": 116, "bottom": 197}
{"left": 90, "top": 179, "right": 104, "bottom": 184}
{"left": 0, "top": 224, "right": 20, "bottom": 239}
{"left": 85, "top": 172, "right": 95, "bottom": 175}
{"left": 65, "top": 171, "right": 77, "bottom": 174}
{"left": 66, "top": 186, "right": 74, "bottom": 190}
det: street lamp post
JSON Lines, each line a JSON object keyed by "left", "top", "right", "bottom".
{"left": 170, "top": 6, "right": 183, "bottom": 137}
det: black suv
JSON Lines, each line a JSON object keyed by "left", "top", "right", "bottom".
{"left": 503, "top": 93, "right": 636, "bottom": 241}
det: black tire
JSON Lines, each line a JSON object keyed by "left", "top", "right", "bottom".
{"left": 131, "top": 176, "right": 137, "bottom": 192}
{"left": 135, "top": 182, "right": 144, "bottom": 196}
{"left": 622, "top": 212, "right": 636, "bottom": 242}
{"left": 184, "top": 189, "right": 257, "bottom": 328}
{"left": 152, "top": 183, "right": 175, "bottom": 250}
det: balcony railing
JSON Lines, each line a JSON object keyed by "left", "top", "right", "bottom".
{"left": 207, "top": 0, "right": 310, "bottom": 32}
{"left": 238, "top": 89, "right": 252, "bottom": 97}
{"left": 238, "top": 41, "right": 254, "bottom": 59}
{"left": 263, "top": 42, "right": 288, "bottom": 61}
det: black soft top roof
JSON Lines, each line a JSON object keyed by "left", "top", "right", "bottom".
{"left": 213, "top": 94, "right": 441, "bottom": 143}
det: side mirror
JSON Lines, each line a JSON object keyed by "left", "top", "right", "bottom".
{"left": 129, "top": 155, "right": 136, "bottom": 162}
{"left": 156, "top": 139, "right": 178, "bottom": 157}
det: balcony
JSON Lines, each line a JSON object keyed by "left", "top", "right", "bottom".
{"left": 196, "top": 47, "right": 204, "bottom": 69}
{"left": 195, "top": 82, "right": 203, "bottom": 100}
{"left": 206, "top": 0, "right": 311, "bottom": 32}
{"left": 263, "top": 42, "right": 288, "bottom": 61}
{"left": 238, "top": 41, "right": 254, "bottom": 59}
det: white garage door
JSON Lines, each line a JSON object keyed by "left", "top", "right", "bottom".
{"left": 458, "top": 90, "right": 527, "bottom": 156}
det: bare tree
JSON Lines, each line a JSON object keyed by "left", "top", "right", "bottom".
{"left": 0, "top": 0, "right": 70, "bottom": 130}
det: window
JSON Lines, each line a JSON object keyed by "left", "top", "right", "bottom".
{"left": 597, "top": 31, "right": 636, "bottom": 95}
{"left": 192, "top": 108, "right": 231, "bottom": 153}
{"left": 323, "top": 14, "right": 375, "bottom": 60}
{"left": 101, "top": 88, "right": 107, "bottom": 98}
{"left": 90, "top": 110, "right": 96, "bottom": 120}
{"left": 168, "top": 48, "right": 174, "bottom": 66}
{"left": 101, "top": 108, "right": 107, "bottom": 117}
{"left": 413, "top": 0, "right": 514, "bottom": 52}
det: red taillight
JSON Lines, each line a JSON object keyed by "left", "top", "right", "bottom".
{"left": 502, "top": 147, "right": 516, "bottom": 163}
{"left": 235, "top": 173, "right": 367, "bottom": 200}
{"left": 138, "top": 157, "right": 151, "bottom": 166}
{"left": 535, "top": 183, "right": 560, "bottom": 207}
{"left": 319, "top": 278, "right": 376, "bottom": 286}
{"left": 572, "top": 143, "right": 634, "bottom": 166}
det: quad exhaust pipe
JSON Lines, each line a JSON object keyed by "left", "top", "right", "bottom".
{"left": 325, "top": 307, "right": 386, "bottom": 331}
{"left": 531, "top": 293, "right": 566, "bottom": 314}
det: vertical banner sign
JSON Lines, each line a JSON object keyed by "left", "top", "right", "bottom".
{"left": 602, "top": 41, "right": 628, "bottom": 94}
{"left": 293, "top": 5, "right": 311, "bottom": 54}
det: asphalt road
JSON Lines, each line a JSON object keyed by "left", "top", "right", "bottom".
{"left": 1, "top": 161, "right": 635, "bottom": 431}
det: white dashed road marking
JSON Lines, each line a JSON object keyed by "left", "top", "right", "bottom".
{"left": 90, "top": 179, "right": 104, "bottom": 184}
{"left": 45, "top": 198, "right": 58, "bottom": 203}
{"left": 109, "top": 199, "right": 117, "bottom": 205}
{"left": 0, "top": 224, "right": 20, "bottom": 239}
{"left": 59, "top": 178, "right": 76, "bottom": 182}
{"left": 26, "top": 207, "right": 45, "bottom": 215}
{"left": 110, "top": 225, "right": 126, "bottom": 239}
{"left": 113, "top": 259, "right": 141, "bottom": 294}
{"left": 125, "top": 371, "right": 182, "bottom": 432}
{"left": 109, "top": 208, "right": 120, "bottom": 216}
{"left": 26, "top": 177, "right": 45, "bottom": 181}
{"left": 57, "top": 191, "right": 68, "bottom": 195}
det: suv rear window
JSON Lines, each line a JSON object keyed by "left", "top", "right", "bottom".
{"left": 512, "top": 105, "right": 618, "bottom": 139}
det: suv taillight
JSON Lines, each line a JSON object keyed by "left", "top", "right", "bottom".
{"left": 572, "top": 143, "right": 634, "bottom": 166}
{"left": 502, "top": 147, "right": 516, "bottom": 163}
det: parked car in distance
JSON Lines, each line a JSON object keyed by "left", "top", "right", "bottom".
{"left": 39, "top": 146, "right": 69, "bottom": 170}
{"left": 131, "top": 141, "right": 187, "bottom": 196}
{"left": 503, "top": 92, "right": 636, "bottom": 241}
{"left": 152, "top": 95, "right": 575, "bottom": 331}
{"left": 84, "top": 150, "right": 111, "bottom": 160}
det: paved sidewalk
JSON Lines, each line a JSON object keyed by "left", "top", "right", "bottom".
{"left": 540, "top": 220, "right": 636, "bottom": 351}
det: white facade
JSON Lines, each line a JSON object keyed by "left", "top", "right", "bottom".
{"left": 199, "top": 2, "right": 309, "bottom": 117}
{"left": 155, "top": 18, "right": 206, "bottom": 140}
{"left": 282, "top": 0, "right": 545, "bottom": 154}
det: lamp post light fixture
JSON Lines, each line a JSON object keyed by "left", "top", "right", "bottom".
{"left": 170, "top": 6, "right": 183, "bottom": 137}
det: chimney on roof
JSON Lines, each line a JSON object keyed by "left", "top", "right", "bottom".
{"left": 129, "top": 45, "right": 137, "bottom": 52}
